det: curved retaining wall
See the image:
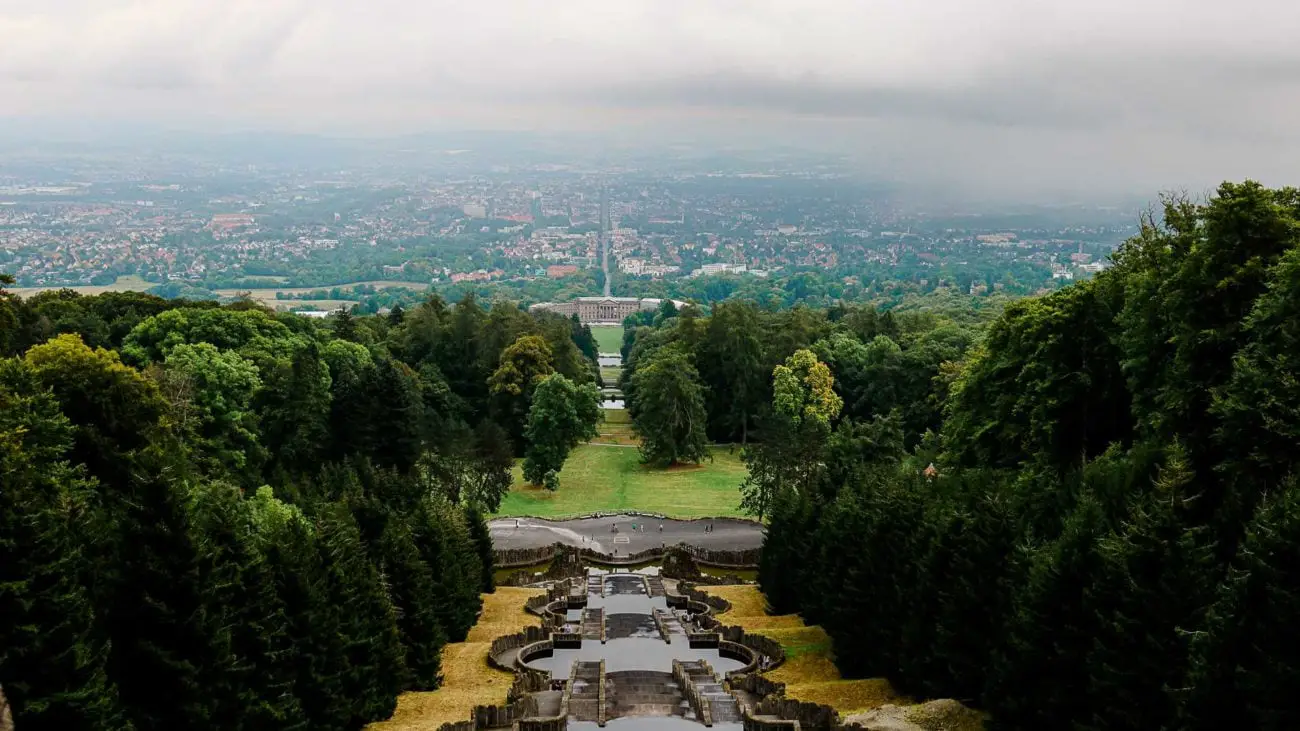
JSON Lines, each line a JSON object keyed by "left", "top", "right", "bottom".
{"left": 675, "top": 583, "right": 733, "bottom": 615}
{"left": 489, "top": 626, "right": 550, "bottom": 671}
{"left": 719, "top": 641, "right": 759, "bottom": 677}
{"left": 517, "top": 640, "right": 555, "bottom": 670}
{"left": 731, "top": 674, "right": 854, "bottom": 731}
{"left": 494, "top": 542, "right": 761, "bottom": 571}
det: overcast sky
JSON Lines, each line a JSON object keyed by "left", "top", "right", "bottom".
{"left": 3, "top": 0, "right": 1299, "bottom": 199}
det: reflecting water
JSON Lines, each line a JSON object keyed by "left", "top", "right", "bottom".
{"left": 598, "top": 356, "right": 622, "bottom": 367}
{"left": 573, "top": 719, "right": 742, "bottom": 731}
{"left": 526, "top": 638, "right": 746, "bottom": 678}
{"left": 523, "top": 572, "right": 746, "bottom": 680}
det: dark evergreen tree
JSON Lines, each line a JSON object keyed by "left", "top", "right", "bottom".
{"left": 985, "top": 494, "right": 1108, "bottom": 730}
{"left": 101, "top": 464, "right": 235, "bottom": 731}
{"left": 465, "top": 505, "right": 496, "bottom": 594}
{"left": 315, "top": 504, "right": 406, "bottom": 726}
{"left": 1181, "top": 481, "right": 1300, "bottom": 731}
{"left": 377, "top": 518, "right": 447, "bottom": 690}
{"left": 410, "top": 498, "right": 483, "bottom": 642}
{"left": 192, "top": 482, "right": 307, "bottom": 731}
{"left": 249, "top": 490, "right": 351, "bottom": 731}
{"left": 0, "top": 360, "right": 129, "bottom": 731}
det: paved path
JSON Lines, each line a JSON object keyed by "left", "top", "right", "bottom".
{"left": 489, "top": 514, "right": 764, "bottom": 555}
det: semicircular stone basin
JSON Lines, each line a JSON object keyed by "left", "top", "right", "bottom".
{"left": 520, "top": 570, "right": 751, "bottom": 728}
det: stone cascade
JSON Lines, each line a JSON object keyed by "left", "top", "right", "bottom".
{"left": 654, "top": 607, "right": 687, "bottom": 642}
{"left": 566, "top": 660, "right": 605, "bottom": 724}
{"left": 676, "top": 660, "right": 742, "bottom": 726}
{"left": 587, "top": 572, "right": 605, "bottom": 597}
{"left": 606, "top": 670, "right": 690, "bottom": 721}
{"left": 646, "top": 575, "right": 667, "bottom": 597}
{"left": 582, "top": 607, "right": 606, "bottom": 642}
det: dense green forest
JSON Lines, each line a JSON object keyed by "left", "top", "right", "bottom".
{"left": 618, "top": 295, "right": 979, "bottom": 468}
{"left": 0, "top": 284, "right": 601, "bottom": 730}
{"left": 745, "top": 182, "right": 1300, "bottom": 729}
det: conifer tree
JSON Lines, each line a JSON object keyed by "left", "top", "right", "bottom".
{"left": 985, "top": 494, "right": 1107, "bottom": 730}
{"left": 1181, "top": 482, "right": 1300, "bottom": 730}
{"left": 101, "top": 464, "right": 235, "bottom": 731}
{"left": 0, "top": 360, "right": 129, "bottom": 731}
{"left": 316, "top": 504, "right": 406, "bottom": 726}
{"left": 249, "top": 489, "right": 351, "bottom": 731}
{"left": 378, "top": 519, "right": 447, "bottom": 689}
{"left": 192, "top": 482, "right": 307, "bottom": 731}
{"left": 465, "top": 505, "right": 496, "bottom": 593}
{"left": 410, "top": 498, "right": 483, "bottom": 641}
{"left": 1081, "top": 445, "right": 1216, "bottom": 731}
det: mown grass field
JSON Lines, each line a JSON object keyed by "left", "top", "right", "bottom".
{"left": 599, "top": 367, "right": 623, "bottom": 387}
{"left": 214, "top": 280, "right": 430, "bottom": 306}
{"left": 368, "top": 587, "right": 544, "bottom": 731}
{"left": 593, "top": 408, "right": 637, "bottom": 445}
{"left": 590, "top": 325, "right": 625, "bottom": 354}
{"left": 494, "top": 442, "right": 747, "bottom": 518}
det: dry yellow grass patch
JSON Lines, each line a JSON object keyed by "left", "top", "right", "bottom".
{"left": 706, "top": 584, "right": 773, "bottom": 619}
{"left": 701, "top": 585, "right": 908, "bottom": 715}
{"left": 467, "top": 587, "right": 545, "bottom": 641}
{"left": 369, "top": 588, "right": 544, "bottom": 731}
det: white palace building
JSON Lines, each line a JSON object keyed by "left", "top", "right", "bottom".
{"left": 529, "top": 296, "right": 687, "bottom": 325}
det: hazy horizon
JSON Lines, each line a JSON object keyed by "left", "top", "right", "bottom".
{"left": 3, "top": 0, "right": 1300, "bottom": 202}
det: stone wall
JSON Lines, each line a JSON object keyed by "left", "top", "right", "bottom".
{"left": 517, "top": 718, "right": 568, "bottom": 731}
{"left": 743, "top": 714, "right": 801, "bottom": 731}
{"left": 756, "top": 697, "right": 840, "bottom": 731}
{"left": 719, "top": 628, "right": 785, "bottom": 671}
{"left": 676, "top": 583, "right": 734, "bottom": 614}
{"left": 719, "top": 640, "right": 759, "bottom": 676}
{"left": 472, "top": 693, "right": 540, "bottom": 729}
{"left": 731, "top": 674, "right": 852, "bottom": 731}
{"left": 552, "top": 633, "right": 582, "bottom": 649}
{"left": 490, "top": 626, "right": 550, "bottom": 670}
{"left": 496, "top": 545, "right": 559, "bottom": 568}
{"left": 493, "top": 541, "right": 761, "bottom": 574}
{"left": 730, "top": 673, "right": 785, "bottom": 699}
{"left": 525, "top": 593, "right": 551, "bottom": 615}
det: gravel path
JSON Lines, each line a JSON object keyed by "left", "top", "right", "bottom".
{"left": 489, "top": 514, "right": 764, "bottom": 554}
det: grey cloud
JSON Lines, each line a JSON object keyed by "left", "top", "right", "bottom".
{"left": 2, "top": 0, "right": 1300, "bottom": 198}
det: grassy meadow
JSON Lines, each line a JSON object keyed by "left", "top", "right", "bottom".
{"left": 495, "top": 442, "right": 748, "bottom": 519}
{"left": 7, "top": 274, "right": 154, "bottom": 297}
{"left": 590, "top": 325, "right": 625, "bottom": 354}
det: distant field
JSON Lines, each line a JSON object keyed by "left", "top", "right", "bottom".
{"left": 8, "top": 274, "right": 153, "bottom": 297}
{"left": 214, "top": 279, "right": 431, "bottom": 303}
{"left": 590, "top": 325, "right": 625, "bottom": 354}
{"left": 593, "top": 408, "right": 637, "bottom": 446}
{"left": 8, "top": 277, "right": 431, "bottom": 303}
{"left": 494, "top": 442, "right": 747, "bottom": 518}
{"left": 263, "top": 299, "right": 359, "bottom": 312}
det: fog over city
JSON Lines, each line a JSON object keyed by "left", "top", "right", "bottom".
{"left": 3, "top": 0, "right": 1300, "bottom": 200}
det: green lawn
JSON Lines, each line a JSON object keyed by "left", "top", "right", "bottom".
{"left": 495, "top": 443, "right": 748, "bottom": 518}
{"left": 599, "top": 366, "right": 623, "bottom": 387}
{"left": 590, "top": 325, "right": 625, "bottom": 354}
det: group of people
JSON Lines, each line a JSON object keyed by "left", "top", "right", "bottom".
{"left": 611, "top": 522, "right": 663, "bottom": 533}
